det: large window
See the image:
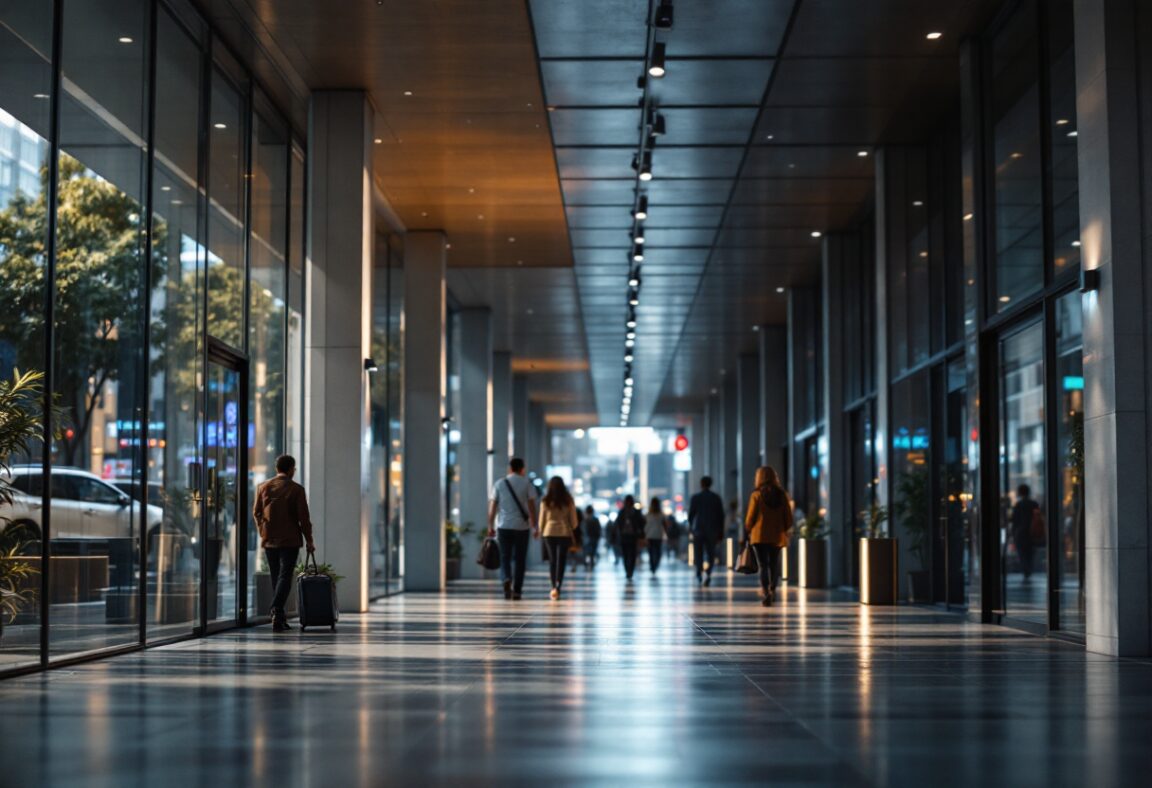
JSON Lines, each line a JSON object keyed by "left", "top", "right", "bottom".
{"left": 1054, "top": 292, "right": 1083, "bottom": 633}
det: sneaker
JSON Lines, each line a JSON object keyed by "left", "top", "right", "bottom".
{"left": 550, "top": 588, "right": 560, "bottom": 600}
{"left": 503, "top": 580, "right": 512, "bottom": 600}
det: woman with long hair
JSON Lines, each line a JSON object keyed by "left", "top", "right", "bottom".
{"left": 743, "top": 466, "right": 794, "bottom": 606}
{"left": 539, "top": 476, "right": 579, "bottom": 600}
{"left": 644, "top": 497, "right": 666, "bottom": 575}
{"left": 616, "top": 495, "right": 644, "bottom": 581}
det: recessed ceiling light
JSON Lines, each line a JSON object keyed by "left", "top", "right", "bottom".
{"left": 445, "top": 243, "right": 452, "bottom": 249}
{"left": 32, "top": 93, "right": 49, "bottom": 99}
{"left": 963, "top": 213, "right": 974, "bottom": 221}
{"left": 1055, "top": 118, "right": 1070, "bottom": 126}
{"left": 213, "top": 122, "right": 227, "bottom": 129}
{"left": 477, "top": 214, "right": 484, "bottom": 220}
{"left": 1071, "top": 240, "right": 1081, "bottom": 247}
{"left": 403, "top": 90, "right": 413, "bottom": 96}
{"left": 919, "top": 250, "right": 929, "bottom": 258}
{"left": 775, "top": 287, "right": 785, "bottom": 294}
{"left": 118, "top": 36, "right": 133, "bottom": 44}
{"left": 517, "top": 260, "right": 524, "bottom": 266}
{"left": 857, "top": 150, "right": 869, "bottom": 157}
{"left": 1010, "top": 152, "right": 1023, "bottom": 159}
{"left": 468, "top": 187, "right": 475, "bottom": 194}
{"left": 810, "top": 231, "right": 822, "bottom": 238}
{"left": 999, "top": 295, "right": 1011, "bottom": 303}
{"left": 421, "top": 211, "right": 428, "bottom": 217}
{"left": 926, "top": 31, "right": 943, "bottom": 40}
{"left": 752, "top": 325, "right": 760, "bottom": 332}
{"left": 374, "top": 138, "right": 383, "bottom": 144}
{"left": 1067, "top": 130, "right": 1078, "bottom": 137}
{"left": 170, "top": 199, "right": 183, "bottom": 205}
{"left": 160, "top": 185, "right": 171, "bottom": 192}
{"left": 912, "top": 200, "right": 924, "bottom": 207}
{"left": 629, "top": 296, "right": 639, "bottom": 307}
{"left": 508, "top": 236, "right": 516, "bottom": 243}
{"left": 765, "top": 134, "right": 774, "bottom": 140}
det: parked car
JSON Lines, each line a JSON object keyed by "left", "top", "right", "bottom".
{"left": 0, "top": 466, "right": 163, "bottom": 542}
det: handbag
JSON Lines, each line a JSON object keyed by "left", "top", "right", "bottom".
{"left": 476, "top": 536, "right": 501, "bottom": 570}
{"left": 735, "top": 541, "right": 759, "bottom": 574}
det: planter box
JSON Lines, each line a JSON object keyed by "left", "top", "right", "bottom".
{"left": 860, "top": 537, "right": 898, "bottom": 605}
{"left": 798, "top": 538, "right": 827, "bottom": 588}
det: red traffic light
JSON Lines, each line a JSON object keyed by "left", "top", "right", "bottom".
{"left": 674, "top": 434, "right": 689, "bottom": 452}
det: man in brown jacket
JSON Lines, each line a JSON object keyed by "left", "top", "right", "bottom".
{"left": 252, "top": 455, "right": 315, "bottom": 631}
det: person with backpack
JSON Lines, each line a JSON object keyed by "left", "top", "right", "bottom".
{"left": 581, "top": 506, "right": 602, "bottom": 568}
{"left": 664, "top": 514, "right": 681, "bottom": 560}
{"left": 539, "top": 476, "right": 579, "bottom": 600}
{"left": 743, "top": 466, "right": 794, "bottom": 607}
{"left": 617, "top": 495, "right": 645, "bottom": 581}
{"left": 487, "top": 457, "right": 538, "bottom": 600}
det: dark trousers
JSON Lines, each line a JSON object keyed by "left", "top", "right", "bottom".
{"left": 647, "top": 539, "right": 663, "bottom": 573}
{"left": 621, "top": 538, "right": 639, "bottom": 579}
{"left": 752, "top": 544, "right": 783, "bottom": 596}
{"left": 584, "top": 536, "right": 600, "bottom": 566}
{"left": 1013, "top": 528, "right": 1034, "bottom": 578}
{"left": 497, "top": 528, "right": 530, "bottom": 592}
{"left": 694, "top": 536, "right": 719, "bottom": 578}
{"left": 265, "top": 546, "right": 299, "bottom": 621}
{"left": 544, "top": 536, "right": 570, "bottom": 589}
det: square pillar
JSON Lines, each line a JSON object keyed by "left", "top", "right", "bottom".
{"left": 1074, "top": 0, "right": 1151, "bottom": 656}
{"left": 823, "top": 234, "right": 853, "bottom": 587}
{"left": 491, "top": 351, "right": 512, "bottom": 481}
{"left": 737, "top": 353, "right": 760, "bottom": 511}
{"left": 512, "top": 374, "right": 529, "bottom": 459}
{"left": 457, "top": 309, "right": 492, "bottom": 579}
{"left": 402, "top": 231, "right": 447, "bottom": 591}
{"left": 305, "top": 91, "right": 374, "bottom": 612}
{"left": 759, "top": 326, "right": 788, "bottom": 475}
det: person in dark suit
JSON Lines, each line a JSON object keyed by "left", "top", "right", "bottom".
{"left": 1010, "top": 483, "right": 1040, "bottom": 581}
{"left": 688, "top": 476, "right": 725, "bottom": 586}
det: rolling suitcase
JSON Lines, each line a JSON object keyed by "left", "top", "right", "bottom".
{"left": 297, "top": 553, "right": 339, "bottom": 631}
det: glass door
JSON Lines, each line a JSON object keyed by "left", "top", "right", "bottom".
{"left": 998, "top": 320, "right": 1047, "bottom": 625}
{"left": 204, "top": 352, "right": 245, "bottom": 629}
{"left": 942, "top": 360, "right": 969, "bottom": 607}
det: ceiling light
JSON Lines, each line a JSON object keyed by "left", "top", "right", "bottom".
{"left": 629, "top": 295, "right": 640, "bottom": 307}
{"left": 648, "top": 42, "right": 667, "bottom": 78}
{"left": 634, "top": 225, "right": 646, "bottom": 244}
{"left": 926, "top": 31, "right": 943, "bottom": 40}
{"left": 633, "top": 196, "right": 649, "bottom": 220}
{"left": 632, "top": 245, "right": 644, "bottom": 262}
{"left": 1067, "top": 130, "right": 1078, "bottom": 137}
{"left": 775, "top": 287, "right": 785, "bottom": 294}
{"left": 857, "top": 150, "right": 869, "bottom": 157}
{"left": 998, "top": 295, "right": 1011, "bottom": 303}
{"left": 655, "top": 0, "right": 674, "bottom": 28}
{"left": 638, "top": 152, "right": 653, "bottom": 181}
{"left": 160, "top": 185, "right": 171, "bottom": 192}
{"left": 624, "top": 353, "right": 634, "bottom": 363}
{"left": 213, "top": 122, "right": 227, "bottom": 129}
{"left": 118, "top": 36, "right": 133, "bottom": 44}
{"left": 765, "top": 134, "right": 774, "bottom": 140}
{"left": 626, "top": 332, "right": 636, "bottom": 340}
{"left": 648, "top": 110, "right": 666, "bottom": 137}
{"left": 403, "top": 90, "right": 413, "bottom": 96}
{"left": 508, "top": 236, "right": 516, "bottom": 243}
{"left": 625, "top": 339, "right": 635, "bottom": 348}
{"left": 625, "top": 377, "right": 634, "bottom": 386}
{"left": 912, "top": 200, "right": 924, "bottom": 207}
{"left": 33, "top": 93, "right": 49, "bottom": 99}
{"left": 627, "top": 318, "right": 637, "bottom": 328}
{"left": 810, "top": 230, "right": 822, "bottom": 238}
{"left": 628, "top": 274, "right": 640, "bottom": 288}
{"left": 374, "top": 137, "right": 383, "bottom": 144}
{"left": 1071, "top": 240, "right": 1081, "bottom": 247}
{"left": 963, "top": 213, "right": 974, "bottom": 221}
{"left": 1056, "top": 118, "right": 1070, "bottom": 126}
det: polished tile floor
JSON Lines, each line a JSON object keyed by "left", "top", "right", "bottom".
{"left": 2, "top": 559, "right": 1151, "bottom": 787}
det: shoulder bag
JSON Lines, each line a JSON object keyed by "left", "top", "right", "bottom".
{"left": 502, "top": 478, "right": 530, "bottom": 525}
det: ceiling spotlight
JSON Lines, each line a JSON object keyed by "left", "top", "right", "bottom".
{"left": 633, "top": 196, "right": 649, "bottom": 220}
{"left": 213, "top": 122, "right": 227, "bottom": 129}
{"left": 638, "top": 152, "right": 653, "bottom": 181}
{"left": 632, "top": 245, "right": 644, "bottom": 262}
{"left": 118, "top": 36, "right": 134, "bottom": 44}
{"left": 775, "top": 287, "right": 785, "bottom": 294}
{"left": 364, "top": 358, "right": 379, "bottom": 373}
{"left": 857, "top": 150, "right": 869, "bottom": 157}
{"left": 655, "top": 0, "right": 674, "bottom": 29}
{"left": 634, "top": 225, "right": 646, "bottom": 244}
{"left": 626, "top": 331, "right": 636, "bottom": 340}
{"left": 626, "top": 318, "right": 637, "bottom": 328}
{"left": 624, "top": 353, "right": 634, "bottom": 363}
{"left": 810, "top": 230, "right": 822, "bottom": 238}
{"left": 629, "top": 292, "right": 640, "bottom": 307}
{"left": 648, "top": 43, "right": 667, "bottom": 78}
{"left": 647, "top": 109, "right": 666, "bottom": 137}
{"left": 628, "top": 272, "right": 640, "bottom": 288}
{"left": 625, "top": 339, "right": 635, "bottom": 348}
{"left": 926, "top": 31, "right": 943, "bottom": 40}
{"left": 625, "top": 377, "right": 634, "bottom": 386}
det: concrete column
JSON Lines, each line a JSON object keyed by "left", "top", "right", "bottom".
{"left": 1075, "top": 0, "right": 1151, "bottom": 656}
{"left": 759, "top": 326, "right": 788, "bottom": 475}
{"left": 822, "top": 234, "right": 851, "bottom": 587}
{"left": 402, "top": 231, "right": 447, "bottom": 591}
{"left": 704, "top": 396, "right": 718, "bottom": 481}
{"left": 721, "top": 373, "right": 739, "bottom": 520}
{"left": 457, "top": 309, "right": 492, "bottom": 580}
{"left": 511, "top": 374, "right": 529, "bottom": 459}
{"left": 305, "top": 91, "right": 374, "bottom": 612}
{"left": 491, "top": 351, "right": 512, "bottom": 480}
{"left": 872, "top": 154, "right": 892, "bottom": 516}
{"left": 688, "top": 414, "right": 705, "bottom": 493}
{"left": 737, "top": 353, "right": 760, "bottom": 514}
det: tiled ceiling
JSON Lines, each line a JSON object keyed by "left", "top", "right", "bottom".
{"left": 212, "top": 0, "right": 1003, "bottom": 429}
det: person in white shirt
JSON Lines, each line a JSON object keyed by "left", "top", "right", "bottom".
{"left": 643, "top": 497, "right": 667, "bottom": 575}
{"left": 487, "top": 457, "right": 538, "bottom": 600}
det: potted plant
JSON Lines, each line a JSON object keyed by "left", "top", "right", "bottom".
{"left": 444, "top": 521, "right": 465, "bottom": 581}
{"left": 797, "top": 510, "right": 829, "bottom": 588}
{"left": 859, "top": 502, "right": 898, "bottom": 605}
{"left": 894, "top": 469, "right": 930, "bottom": 602}
{"left": 0, "top": 370, "right": 56, "bottom": 638}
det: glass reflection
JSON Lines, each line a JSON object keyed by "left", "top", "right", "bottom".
{"left": 1055, "top": 293, "right": 1084, "bottom": 632}
{"left": 999, "top": 321, "right": 1046, "bottom": 623}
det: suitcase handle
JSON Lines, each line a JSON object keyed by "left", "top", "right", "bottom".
{"left": 303, "top": 552, "right": 320, "bottom": 575}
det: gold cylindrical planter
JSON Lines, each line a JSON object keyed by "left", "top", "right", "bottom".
{"left": 798, "top": 538, "right": 827, "bottom": 588}
{"left": 860, "top": 537, "right": 898, "bottom": 605}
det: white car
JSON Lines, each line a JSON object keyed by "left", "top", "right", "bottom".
{"left": 0, "top": 466, "right": 163, "bottom": 542}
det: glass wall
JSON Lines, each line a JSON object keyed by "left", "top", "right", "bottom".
{"left": 0, "top": 0, "right": 302, "bottom": 673}
{"left": 0, "top": 1, "right": 54, "bottom": 671}
{"left": 1054, "top": 292, "right": 1083, "bottom": 633}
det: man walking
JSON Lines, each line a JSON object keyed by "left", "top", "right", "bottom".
{"left": 687, "top": 475, "right": 725, "bottom": 586}
{"left": 253, "top": 455, "right": 315, "bottom": 632}
{"left": 488, "top": 457, "right": 538, "bottom": 600}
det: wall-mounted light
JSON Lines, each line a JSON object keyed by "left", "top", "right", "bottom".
{"left": 648, "top": 42, "right": 667, "bottom": 77}
{"left": 364, "top": 358, "right": 379, "bottom": 372}
{"left": 1079, "top": 268, "right": 1100, "bottom": 293}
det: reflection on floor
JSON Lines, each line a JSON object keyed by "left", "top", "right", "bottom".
{"left": 1, "top": 560, "right": 1149, "bottom": 786}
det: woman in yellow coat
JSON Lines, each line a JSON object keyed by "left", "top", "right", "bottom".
{"left": 743, "top": 466, "right": 794, "bottom": 606}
